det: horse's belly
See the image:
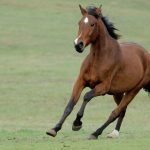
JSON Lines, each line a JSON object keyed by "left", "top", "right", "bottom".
{"left": 110, "top": 75, "right": 140, "bottom": 93}
{"left": 110, "top": 62, "right": 144, "bottom": 93}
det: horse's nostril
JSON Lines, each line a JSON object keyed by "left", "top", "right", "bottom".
{"left": 78, "top": 42, "right": 84, "bottom": 48}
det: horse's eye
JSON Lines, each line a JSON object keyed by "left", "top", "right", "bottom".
{"left": 90, "top": 23, "right": 95, "bottom": 27}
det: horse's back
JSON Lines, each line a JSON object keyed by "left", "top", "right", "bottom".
{"left": 120, "top": 42, "right": 149, "bottom": 71}
{"left": 120, "top": 42, "right": 148, "bottom": 54}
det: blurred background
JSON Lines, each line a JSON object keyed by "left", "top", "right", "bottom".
{"left": 0, "top": 0, "right": 150, "bottom": 149}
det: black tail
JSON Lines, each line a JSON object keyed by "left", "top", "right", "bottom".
{"left": 143, "top": 82, "right": 150, "bottom": 93}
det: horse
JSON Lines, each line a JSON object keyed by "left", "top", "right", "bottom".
{"left": 46, "top": 5, "right": 150, "bottom": 139}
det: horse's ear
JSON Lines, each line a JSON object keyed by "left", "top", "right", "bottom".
{"left": 99, "top": 4, "right": 102, "bottom": 9}
{"left": 79, "top": 4, "right": 87, "bottom": 16}
{"left": 95, "top": 5, "right": 102, "bottom": 16}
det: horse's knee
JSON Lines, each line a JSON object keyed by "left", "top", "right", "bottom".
{"left": 64, "top": 100, "right": 75, "bottom": 115}
{"left": 84, "top": 90, "right": 95, "bottom": 102}
{"left": 64, "top": 107, "right": 72, "bottom": 115}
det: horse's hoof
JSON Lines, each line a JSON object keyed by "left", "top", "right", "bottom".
{"left": 72, "top": 124, "right": 82, "bottom": 131}
{"left": 72, "top": 120, "right": 82, "bottom": 131}
{"left": 88, "top": 134, "right": 98, "bottom": 140}
{"left": 46, "top": 129, "right": 57, "bottom": 137}
{"left": 107, "top": 129, "right": 119, "bottom": 138}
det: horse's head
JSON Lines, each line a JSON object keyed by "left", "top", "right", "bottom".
{"left": 74, "top": 5, "right": 102, "bottom": 53}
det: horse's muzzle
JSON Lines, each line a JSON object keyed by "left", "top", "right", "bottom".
{"left": 74, "top": 41, "right": 84, "bottom": 53}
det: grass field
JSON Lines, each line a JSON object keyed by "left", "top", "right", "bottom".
{"left": 0, "top": 0, "right": 150, "bottom": 149}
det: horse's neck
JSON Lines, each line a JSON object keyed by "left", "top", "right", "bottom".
{"left": 90, "top": 21, "right": 119, "bottom": 61}
{"left": 90, "top": 32, "right": 110, "bottom": 59}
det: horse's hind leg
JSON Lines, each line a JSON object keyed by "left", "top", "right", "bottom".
{"left": 107, "top": 94, "right": 127, "bottom": 138}
{"left": 89, "top": 89, "right": 140, "bottom": 140}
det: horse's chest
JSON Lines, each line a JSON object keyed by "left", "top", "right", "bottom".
{"left": 84, "top": 68, "right": 100, "bottom": 88}
{"left": 87, "top": 80, "right": 99, "bottom": 89}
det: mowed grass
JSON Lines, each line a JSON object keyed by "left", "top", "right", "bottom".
{"left": 0, "top": 0, "right": 150, "bottom": 149}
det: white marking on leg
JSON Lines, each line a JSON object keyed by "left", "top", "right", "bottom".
{"left": 84, "top": 17, "right": 89, "bottom": 24}
{"left": 107, "top": 129, "right": 119, "bottom": 138}
{"left": 74, "top": 32, "right": 82, "bottom": 45}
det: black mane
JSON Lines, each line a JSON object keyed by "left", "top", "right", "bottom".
{"left": 86, "top": 6, "right": 120, "bottom": 40}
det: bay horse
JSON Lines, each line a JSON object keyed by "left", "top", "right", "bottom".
{"left": 46, "top": 5, "right": 150, "bottom": 139}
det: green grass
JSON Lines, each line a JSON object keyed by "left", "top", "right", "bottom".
{"left": 0, "top": 0, "right": 150, "bottom": 149}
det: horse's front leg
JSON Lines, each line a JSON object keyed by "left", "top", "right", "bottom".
{"left": 46, "top": 78, "right": 85, "bottom": 137}
{"left": 72, "top": 93, "right": 91, "bottom": 131}
{"left": 72, "top": 81, "right": 110, "bottom": 131}
{"left": 85, "top": 80, "right": 111, "bottom": 101}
